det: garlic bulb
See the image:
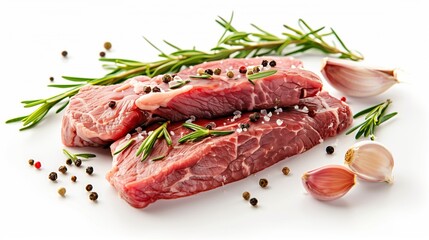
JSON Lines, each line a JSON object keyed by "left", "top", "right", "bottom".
{"left": 345, "top": 141, "right": 394, "bottom": 183}
{"left": 302, "top": 165, "right": 356, "bottom": 201}
{"left": 321, "top": 58, "right": 399, "bottom": 97}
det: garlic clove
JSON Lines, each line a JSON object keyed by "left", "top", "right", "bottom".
{"left": 302, "top": 165, "right": 356, "bottom": 201}
{"left": 345, "top": 140, "right": 394, "bottom": 183}
{"left": 321, "top": 58, "right": 399, "bottom": 97}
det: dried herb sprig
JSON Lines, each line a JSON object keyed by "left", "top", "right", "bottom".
{"left": 7, "top": 14, "right": 362, "bottom": 130}
{"left": 62, "top": 149, "right": 96, "bottom": 162}
{"left": 247, "top": 70, "right": 277, "bottom": 85}
{"left": 346, "top": 99, "right": 397, "bottom": 140}
{"left": 113, "top": 139, "right": 135, "bottom": 155}
{"left": 136, "top": 122, "right": 171, "bottom": 161}
{"left": 178, "top": 123, "right": 234, "bottom": 143}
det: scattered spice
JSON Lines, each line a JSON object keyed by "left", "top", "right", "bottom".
{"left": 249, "top": 198, "right": 258, "bottom": 206}
{"left": 242, "top": 191, "right": 250, "bottom": 200}
{"left": 252, "top": 66, "right": 260, "bottom": 73}
{"left": 49, "top": 172, "right": 58, "bottom": 181}
{"left": 85, "top": 184, "right": 93, "bottom": 192}
{"left": 49, "top": 77, "right": 54, "bottom": 82}
{"left": 28, "top": 159, "right": 35, "bottom": 166}
{"left": 247, "top": 70, "right": 254, "bottom": 75}
{"left": 249, "top": 112, "right": 260, "bottom": 122}
{"left": 34, "top": 161, "right": 41, "bottom": 169}
{"left": 152, "top": 86, "right": 161, "bottom": 92}
{"left": 326, "top": 146, "right": 335, "bottom": 154}
{"left": 66, "top": 159, "right": 73, "bottom": 165}
{"left": 99, "top": 51, "right": 106, "bottom": 57}
{"left": 162, "top": 74, "right": 172, "bottom": 83}
{"left": 239, "top": 66, "right": 247, "bottom": 74}
{"left": 71, "top": 175, "right": 77, "bottom": 182}
{"left": 108, "top": 101, "right": 116, "bottom": 109}
{"left": 86, "top": 166, "right": 94, "bottom": 175}
{"left": 239, "top": 123, "right": 250, "bottom": 130}
{"left": 341, "top": 96, "right": 347, "bottom": 102}
{"left": 261, "top": 60, "right": 268, "bottom": 67}
{"left": 282, "top": 166, "right": 290, "bottom": 175}
{"left": 143, "top": 86, "right": 152, "bottom": 93}
{"left": 205, "top": 69, "right": 214, "bottom": 75}
{"left": 61, "top": 50, "right": 68, "bottom": 57}
{"left": 205, "top": 122, "right": 216, "bottom": 130}
{"left": 214, "top": 68, "right": 222, "bottom": 75}
{"left": 104, "top": 41, "right": 112, "bottom": 50}
{"left": 197, "top": 68, "right": 205, "bottom": 75}
{"left": 74, "top": 159, "right": 82, "bottom": 167}
{"left": 89, "top": 192, "right": 98, "bottom": 201}
{"left": 58, "top": 187, "right": 66, "bottom": 197}
{"left": 269, "top": 60, "right": 276, "bottom": 67}
{"left": 226, "top": 70, "right": 234, "bottom": 78}
{"left": 58, "top": 166, "right": 67, "bottom": 174}
{"left": 259, "top": 178, "right": 268, "bottom": 188}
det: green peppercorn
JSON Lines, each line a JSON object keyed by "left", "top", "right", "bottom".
{"left": 28, "top": 159, "right": 35, "bottom": 166}
{"left": 104, "top": 41, "right": 112, "bottom": 50}
{"left": 269, "top": 60, "right": 276, "bottom": 67}
{"left": 282, "top": 166, "right": 290, "bottom": 175}
{"left": 261, "top": 60, "right": 268, "bottom": 67}
{"left": 226, "top": 70, "right": 234, "bottom": 79}
{"left": 205, "top": 69, "right": 214, "bottom": 75}
{"left": 58, "top": 165, "right": 67, "bottom": 174}
{"left": 162, "top": 74, "right": 172, "bottom": 83}
{"left": 152, "top": 86, "right": 161, "bottom": 92}
{"left": 86, "top": 166, "right": 94, "bottom": 175}
{"left": 249, "top": 198, "right": 258, "bottom": 206}
{"left": 89, "top": 192, "right": 98, "bottom": 201}
{"left": 71, "top": 175, "right": 77, "bottom": 182}
{"left": 49, "top": 172, "right": 58, "bottom": 181}
{"left": 213, "top": 68, "right": 222, "bottom": 75}
{"left": 66, "top": 158, "right": 73, "bottom": 165}
{"left": 259, "top": 178, "right": 268, "bottom": 188}
{"left": 249, "top": 112, "right": 260, "bottom": 122}
{"left": 74, "top": 159, "right": 82, "bottom": 167}
{"left": 58, "top": 187, "right": 66, "bottom": 197}
{"left": 242, "top": 191, "right": 250, "bottom": 200}
{"left": 86, "top": 184, "right": 93, "bottom": 192}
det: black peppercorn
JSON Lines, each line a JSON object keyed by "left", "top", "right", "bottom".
{"left": 58, "top": 165, "right": 67, "bottom": 174}
{"left": 74, "top": 159, "right": 82, "bottom": 167}
{"left": 28, "top": 159, "right": 35, "bottom": 166}
{"left": 71, "top": 176, "right": 77, "bottom": 182}
{"left": 152, "top": 86, "right": 161, "bottom": 92}
{"left": 108, "top": 101, "right": 116, "bottom": 109}
{"left": 143, "top": 86, "right": 152, "bottom": 93}
{"left": 162, "top": 74, "right": 172, "bottom": 83}
{"left": 269, "top": 60, "right": 276, "bottom": 67}
{"left": 89, "top": 192, "right": 98, "bottom": 201}
{"left": 261, "top": 60, "right": 268, "bottom": 67}
{"left": 86, "top": 184, "right": 93, "bottom": 192}
{"left": 205, "top": 69, "right": 214, "bottom": 75}
{"left": 49, "top": 76, "right": 54, "bottom": 82}
{"left": 249, "top": 198, "right": 258, "bottom": 206}
{"left": 205, "top": 122, "right": 216, "bottom": 130}
{"left": 86, "top": 166, "right": 94, "bottom": 175}
{"left": 61, "top": 50, "right": 68, "bottom": 57}
{"left": 326, "top": 146, "right": 335, "bottom": 154}
{"left": 240, "top": 123, "right": 250, "bottom": 129}
{"left": 249, "top": 112, "right": 260, "bottom": 122}
{"left": 99, "top": 51, "right": 106, "bottom": 57}
{"left": 66, "top": 158, "right": 73, "bottom": 165}
{"left": 259, "top": 178, "right": 268, "bottom": 188}
{"left": 49, "top": 172, "right": 58, "bottom": 181}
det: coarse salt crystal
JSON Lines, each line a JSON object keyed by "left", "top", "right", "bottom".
{"left": 147, "top": 131, "right": 153, "bottom": 135}
{"left": 135, "top": 127, "right": 142, "bottom": 133}
{"left": 233, "top": 110, "right": 242, "bottom": 116}
{"left": 267, "top": 112, "right": 272, "bottom": 117}
{"left": 260, "top": 109, "right": 267, "bottom": 115}
{"left": 263, "top": 116, "right": 270, "bottom": 122}
{"left": 125, "top": 133, "right": 131, "bottom": 140}
{"left": 170, "top": 131, "right": 175, "bottom": 136}
{"left": 236, "top": 128, "right": 243, "bottom": 133}
{"left": 276, "top": 119, "right": 283, "bottom": 126}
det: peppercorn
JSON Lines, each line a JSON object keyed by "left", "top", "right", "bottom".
{"left": 205, "top": 122, "right": 216, "bottom": 130}
{"left": 240, "top": 123, "right": 250, "bottom": 129}
{"left": 197, "top": 68, "right": 205, "bottom": 75}
{"left": 226, "top": 70, "right": 234, "bottom": 79}
{"left": 58, "top": 165, "right": 67, "bottom": 174}
{"left": 61, "top": 50, "right": 68, "bottom": 57}
{"left": 86, "top": 166, "right": 94, "bottom": 175}
{"left": 205, "top": 69, "right": 214, "bottom": 75}
{"left": 66, "top": 158, "right": 73, "bottom": 165}
{"left": 152, "top": 86, "right": 161, "bottom": 92}
{"left": 108, "top": 101, "right": 116, "bottom": 109}
{"left": 58, "top": 187, "right": 66, "bottom": 197}
{"left": 261, "top": 60, "right": 268, "bottom": 67}
{"left": 71, "top": 175, "right": 77, "bottom": 182}
{"left": 104, "top": 41, "right": 112, "bottom": 50}
{"left": 247, "top": 70, "right": 253, "bottom": 75}
{"left": 85, "top": 184, "right": 93, "bottom": 192}
{"left": 282, "top": 166, "right": 290, "bottom": 175}
{"left": 143, "top": 86, "right": 152, "bottom": 93}
{"left": 269, "top": 60, "right": 276, "bottom": 67}
{"left": 162, "top": 74, "right": 172, "bottom": 83}
{"left": 213, "top": 68, "right": 222, "bottom": 75}
{"left": 34, "top": 161, "right": 42, "bottom": 169}
{"left": 99, "top": 51, "right": 106, "bottom": 57}
{"left": 49, "top": 172, "right": 58, "bottom": 181}
{"left": 249, "top": 198, "right": 258, "bottom": 206}
{"left": 341, "top": 96, "right": 347, "bottom": 102}
{"left": 249, "top": 112, "right": 260, "bottom": 122}
{"left": 89, "top": 192, "right": 98, "bottom": 201}
{"left": 326, "top": 146, "right": 335, "bottom": 154}
{"left": 239, "top": 66, "right": 247, "bottom": 74}
{"left": 49, "top": 76, "right": 54, "bottom": 82}
{"left": 242, "top": 191, "right": 250, "bottom": 200}
{"left": 259, "top": 178, "right": 268, "bottom": 188}
{"left": 252, "top": 66, "right": 260, "bottom": 73}
{"left": 74, "top": 159, "right": 82, "bottom": 167}
{"left": 28, "top": 159, "right": 35, "bottom": 166}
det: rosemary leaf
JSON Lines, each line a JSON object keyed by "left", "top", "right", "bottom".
{"left": 150, "top": 155, "right": 166, "bottom": 161}
{"left": 189, "top": 74, "right": 212, "bottom": 79}
{"left": 62, "top": 149, "right": 77, "bottom": 161}
{"left": 113, "top": 139, "right": 135, "bottom": 155}
{"left": 136, "top": 122, "right": 169, "bottom": 161}
{"left": 179, "top": 123, "right": 234, "bottom": 143}
{"left": 75, "top": 153, "right": 96, "bottom": 159}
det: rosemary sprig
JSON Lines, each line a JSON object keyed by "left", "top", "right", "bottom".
{"left": 169, "top": 80, "right": 190, "bottom": 89}
{"left": 7, "top": 14, "right": 362, "bottom": 130}
{"left": 178, "top": 123, "right": 234, "bottom": 143}
{"left": 113, "top": 139, "right": 135, "bottom": 155}
{"left": 62, "top": 148, "right": 96, "bottom": 161}
{"left": 248, "top": 70, "right": 277, "bottom": 85}
{"left": 189, "top": 74, "right": 212, "bottom": 79}
{"left": 346, "top": 99, "right": 397, "bottom": 140}
{"left": 136, "top": 122, "right": 171, "bottom": 161}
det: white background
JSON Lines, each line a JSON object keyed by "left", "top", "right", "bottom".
{"left": 1, "top": 0, "right": 428, "bottom": 239}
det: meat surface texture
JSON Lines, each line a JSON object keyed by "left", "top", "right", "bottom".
{"left": 62, "top": 57, "right": 322, "bottom": 147}
{"left": 106, "top": 92, "right": 353, "bottom": 209}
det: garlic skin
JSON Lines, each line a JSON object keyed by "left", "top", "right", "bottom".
{"left": 345, "top": 141, "right": 394, "bottom": 183}
{"left": 321, "top": 58, "right": 399, "bottom": 97}
{"left": 302, "top": 165, "right": 356, "bottom": 201}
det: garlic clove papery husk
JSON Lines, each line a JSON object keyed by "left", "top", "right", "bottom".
{"left": 345, "top": 140, "right": 394, "bottom": 183}
{"left": 302, "top": 165, "right": 356, "bottom": 201}
{"left": 321, "top": 58, "right": 399, "bottom": 97}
